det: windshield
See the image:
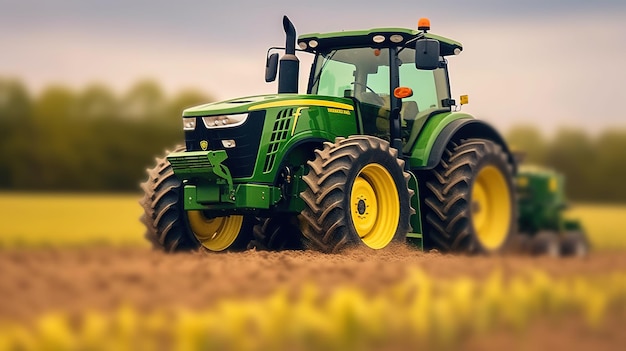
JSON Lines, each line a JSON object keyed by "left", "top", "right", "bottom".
{"left": 309, "top": 47, "right": 449, "bottom": 112}
{"left": 309, "top": 47, "right": 391, "bottom": 103}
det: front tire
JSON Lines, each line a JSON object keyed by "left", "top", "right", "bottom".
{"left": 187, "top": 211, "right": 253, "bottom": 252}
{"left": 300, "top": 136, "right": 413, "bottom": 253}
{"left": 140, "top": 145, "right": 199, "bottom": 252}
{"left": 420, "top": 139, "right": 516, "bottom": 253}
{"left": 140, "top": 146, "right": 253, "bottom": 252}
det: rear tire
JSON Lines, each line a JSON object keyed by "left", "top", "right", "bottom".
{"left": 300, "top": 136, "right": 413, "bottom": 253}
{"left": 140, "top": 145, "right": 253, "bottom": 252}
{"left": 420, "top": 139, "right": 516, "bottom": 254}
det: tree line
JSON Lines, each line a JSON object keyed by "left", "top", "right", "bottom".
{"left": 0, "top": 77, "right": 211, "bottom": 192}
{"left": 1, "top": 78, "right": 625, "bottom": 202}
{"left": 507, "top": 126, "right": 626, "bottom": 203}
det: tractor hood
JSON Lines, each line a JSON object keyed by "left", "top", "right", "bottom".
{"left": 182, "top": 94, "right": 355, "bottom": 117}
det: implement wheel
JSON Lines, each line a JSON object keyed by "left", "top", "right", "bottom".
{"left": 530, "top": 231, "right": 561, "bottom": 257}
{"left": 421, "top": 139, "right": 516, "bottom": 253}
{"left": 300, "top": 136, "right": 413, "bottom": 253}
{"left": 140, "top": 145, "right": 252, "bottom": 252}
{"left": 560, "top": 231, "right": 590, "bottom": 257}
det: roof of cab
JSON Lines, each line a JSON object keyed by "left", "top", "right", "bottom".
{"left": 297, "top": 28, "right": 462, "bottom": 56}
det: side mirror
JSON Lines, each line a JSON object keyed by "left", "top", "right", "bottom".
{"left": 265, "top": 52, "right": 279, "bottom": 82}
{"left": 415, "top": 38, "right": 440, "bottom": 70}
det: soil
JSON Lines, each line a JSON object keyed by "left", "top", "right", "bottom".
{"left": 1, "top": 245, "right": 625, "bottom": 349}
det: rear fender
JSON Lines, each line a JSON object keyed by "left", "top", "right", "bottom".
{"left": 411, "top": 115, "right": 515, "bottom": 172}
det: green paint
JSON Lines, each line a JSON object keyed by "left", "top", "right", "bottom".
{"left": 516, "top": 166, "right": 582, "bottom": 234}
{"left": 298, "top": 29, "right": 462, "bottom": 56}
{"left": 407, "top": 111, "right": 474, "bottom": 168}
{"left": 183, "top": 183, "right": 282, "bottom": 211}
{"left": 234, "top": 184, "right": 282, "bottom": 209}
{"left": 182, "top": 94, "right": 354, "bottom": 117}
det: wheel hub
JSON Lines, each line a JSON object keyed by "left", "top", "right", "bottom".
{"left": 351, "top": 177, "right": 377, "bottom": 237}
{"left": 187, "top": 211, "right": 244, "bottom": 251}
{"left": 471, "top": 165, "right": 511, "bottom": 251}
{"left": 349, "top": 163, "right": 400, "bottom": 249}
{"left": 357, "top": 199, "right": 367, "bottom": 215}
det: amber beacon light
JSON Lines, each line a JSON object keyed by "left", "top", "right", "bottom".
{"left": 418, "top": 17, "right": 431, "bottom": 32}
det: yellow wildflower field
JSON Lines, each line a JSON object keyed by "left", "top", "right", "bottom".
{"left": 0, "top": 193, "right": 624, "bottom": 250}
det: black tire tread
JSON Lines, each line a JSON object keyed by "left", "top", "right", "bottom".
{"left": 300, "top": 136, "right": 414, "bottom": 253}
{"left": 250, "top": 217, "right": 304, "bottom": 251}
{"left": 140, "top": 145, "right": 199, "bottom": 252}
{"left": 531, "top": 230, "right": 561, "bottom": 257}
{"left": 420, "top": 139, "right": 515, "bottom": 253}
{"left": 560, "top": 231, "right": 590, "bottom": 257}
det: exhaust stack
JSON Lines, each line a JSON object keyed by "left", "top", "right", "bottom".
{"left": 278, "top": 16, "right": 299, "bottom": 94}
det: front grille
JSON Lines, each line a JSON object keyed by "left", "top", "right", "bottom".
{"left": 263, "top": 108, "right": 294, "bottom": 173}
{"left": 168, "top": 153, "right": 212, "bottom": 172}
{"left": 184, "top": 111, "right": 265, "bottom": 178}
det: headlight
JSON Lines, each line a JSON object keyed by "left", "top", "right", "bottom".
{"left": 183, "top": 117, "right": 196, "bottom": 130}
{"left": 202, "top": 114, "right": 248, "bottom": 129}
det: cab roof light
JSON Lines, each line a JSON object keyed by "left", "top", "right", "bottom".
{"left": 418, "top": 17, "right": 431, "bottom": 32}
{"left": 372, "top": 35, "right": 386, "bottom": 43}
{"left": 389, "top": 34, "right": 403, "bottom": 43}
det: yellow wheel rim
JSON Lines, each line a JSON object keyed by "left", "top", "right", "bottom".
{"left": 350, "top": 163, "right": 400, "bottom": 249}
{"left": 471, "top": 165, "right": 511, "bottom": 251}
{"left": 187, "top": 211, "right": 244, "bottom": 251}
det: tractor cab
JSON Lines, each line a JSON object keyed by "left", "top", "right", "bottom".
{"left": 268, "top": 19, "right": 464, "bottom": 153}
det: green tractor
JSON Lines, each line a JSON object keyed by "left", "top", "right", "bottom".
{"left": 515, "top": 165, "right": 589, "bottom": 256}
{"left": 140, "top": 16, "right": 518, "bottom": 254}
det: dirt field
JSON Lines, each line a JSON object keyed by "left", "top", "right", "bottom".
{"left": 2, "top": 245, "right": 626, "bottom": 326}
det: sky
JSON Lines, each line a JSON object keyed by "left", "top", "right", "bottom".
{"left": 1, "top": 0, "right": 625, "bottom": 134}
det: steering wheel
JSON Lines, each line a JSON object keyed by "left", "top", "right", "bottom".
{"left": 351, "top": 82, "right": 385, "bottom": 105}
{"left": 351, "top": 81, "right": 377, "bottom": 94}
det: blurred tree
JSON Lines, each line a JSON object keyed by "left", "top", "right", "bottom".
{"left": 0, "top": 78, "right": 216, "bottom": 191}
{"left": 77, "top": 84, "right": 118, "bottom": 120}
{"left": 0, "top": 78, "right": 33, "bottom": 188}
{"left": 594, "top": 130, "right": 626, "bottom": 202}
{"left": 34, "top": 85, "right": 76, "bottom": 122}
{"left": 25, "top": 85, "right": 80, "bottom": 189}
{"left": 167, "top": 88, "right": 211, "bottom": 118}
{"left": 505, "top": 125, "right": 547, "bottom": 165}
{"left": 69, "top": 84, "right": 120, "bottom": 189}
{"left": 159, "top": 88, "right": 212, "bottom": 141}
{"left": 545, "top": 129, "right": 596, "bottom": 201}
{"left": 121, "top": 79, "right": 166, "bottom": 120}
{"left": 0, "top": 78, "right": 32, "bottom": 122}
